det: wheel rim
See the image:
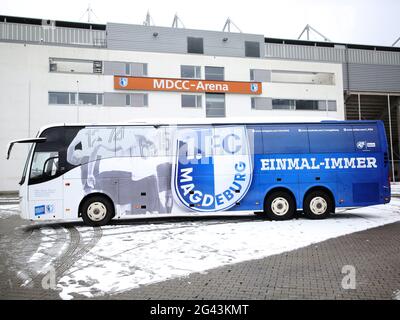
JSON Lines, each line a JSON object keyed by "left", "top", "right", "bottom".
{"left": 271, "top": 197, "right": 290, "bottom": 216}
{"left": 87, "top": 202, "right": 107, "bottom": 222}
{"left": 309, "top": 197, "right": 328, "bottom": 215}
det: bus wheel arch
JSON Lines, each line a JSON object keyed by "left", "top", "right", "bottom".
{"left": 303, "top": 186, "right": 335, "bottom": 219}
{"left": 79, "top": 193, "right": 115, "bottom": 226}
{"left": 263, "top": 187, "right": 296, "bottom": 220}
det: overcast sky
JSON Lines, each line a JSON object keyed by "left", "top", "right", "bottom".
{"left": 1, "top": 0, "right": 399, "bottom": 46}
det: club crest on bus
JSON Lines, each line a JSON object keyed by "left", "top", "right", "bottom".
{"left": 172, "top": 126, "right": 253, "bottom": 212}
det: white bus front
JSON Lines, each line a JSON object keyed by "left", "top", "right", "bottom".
{"left": 8, "top": 126, "right": 68, "bottom": 221}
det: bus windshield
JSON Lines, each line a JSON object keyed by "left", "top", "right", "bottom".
{"left": 28, "top": 126, "right": 84, "bottom": 185}
{"left": 29, "top": 127, "right": 64, "bottom": 185}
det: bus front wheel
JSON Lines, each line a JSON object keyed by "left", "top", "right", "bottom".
{"left": 81, "top": 196, "right": 114, "bottom": 227}
{"left": 264, "top": 191, "right": 296, "bottom": 220}
{"left": 303, "top": 191, "right": 333, "bottom": 220}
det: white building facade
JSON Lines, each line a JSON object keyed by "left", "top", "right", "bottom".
{"left": 0, "top": 17, "right": 344, "bottom": 191}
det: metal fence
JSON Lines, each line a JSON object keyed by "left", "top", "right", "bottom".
{"left": 265, "top": 42, "right": 400, "bottom": 65}
{"left": 0, "top": 22, "right": 106, "bottom": 47}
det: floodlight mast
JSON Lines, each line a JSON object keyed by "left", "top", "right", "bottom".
{"left": 143, "top": 10, "right": 155, "bottom": 26}
{"left": 392, "top": 36, "right": 400, "bottom": 47}
{"left": 298, "top": 24, "right": 331, "bottom": 42}
{"left": 79, "top": 3, "right": 101, "bottom": 23}
{"left": 172, "top": 13, "right": 185, "bottom": 28}
{"left": 222, "top": 18, "right": 242, "bottom": 33}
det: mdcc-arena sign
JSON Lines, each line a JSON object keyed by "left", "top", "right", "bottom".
{"left": 114, "top": 76, "right": 262, "bottom": 95}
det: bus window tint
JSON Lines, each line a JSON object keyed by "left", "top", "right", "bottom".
{"left": 352, "top": 124, "right": 380, "bottom": 152}
{"left": 29, "top": 126, "right": 64, "bottom": 184}
{"left": 262, "top": 125, "right": 309, "bottom": 154}
{"left": 66, "top": 127, "right": 116, "bottom": 166}
{"left": 308, "top": 125, "right": 355, "bottom": 153}
{"left": 30, "top": 151, "right": 59, "bottom": 179}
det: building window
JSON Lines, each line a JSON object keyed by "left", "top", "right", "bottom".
{"left": 49, "top": 58, "right": 103, "bottom": 74}
{"left": 126, "top": 93, "right": 148, "bottom": 107}
{"left": 327, "top": 100, "right": 337, "bottom": 111}
{"left": 206, "top": 93, "right": 225, "bottom": 117}
{"left": 187, "top": 37, "right": 204, "bottom": 54}
{"left": 270, "top": 70, "right": 335, "bottom": 85}
{"left": 251, "top": 97, "right": 272, "bottom": 110}
{"left": 181, "top": 65, "right": 201, "bottom": 79}
{"left": 49, "top": 92, "right": 76, "bottom": 105}
{"left": 49, "top": 92, "right": 103, "bottom": 105}
{"left": 125, "top": 63, "right": 131, "bottom": 75}
{"left": 130, "top": 63, "right": 148, "bottom": 76}
{"left": 182, "top": 94, "right": 202, "bottom": 108}
{"left": 272, "top": 99, "right": 296, "bottom": 110}
{"left": 78, "top": 93, "right": 103, "bottom": 106}
{"left": 245, "top": 41, "right": 260, "bottom": 58}
{"left": 250, "top": 69, "right": 271, "bottom": 82}
{"left": 205, "top": 66, "right": 224, "bottom": 81}
{"left": 103, "top": 61, "right": 148, "bottom": 76}
{"left": 251, "top": 98, "right": 338, "bottom": 111}
{"left": 295, "top": 100, "right": 326, "bottom": 111}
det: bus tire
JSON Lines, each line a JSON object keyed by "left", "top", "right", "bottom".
{"left": 264, "top": 191, "right": 296, "bottom": 220}
{"left": 303, "top": 190, "right": 333, "bottom": 220}
{"left": 81, "top": 195, "right": 114, "bottom": 227}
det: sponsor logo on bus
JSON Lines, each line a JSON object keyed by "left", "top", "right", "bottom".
{"left": 172, "top": 126, "right": 253, "bottom": 212}
{"left": 34, "top": 205, "right": 45, "bottom": 216}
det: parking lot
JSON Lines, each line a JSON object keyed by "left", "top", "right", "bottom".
{"left": 1, "top": 192, "right": 400, "bottom": 300}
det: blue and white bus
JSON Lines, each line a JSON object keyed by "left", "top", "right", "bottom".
{"left": 7, "top": 120, "right": 391, "bottom": 226}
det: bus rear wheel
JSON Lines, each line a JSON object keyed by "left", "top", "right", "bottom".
{"left": 264, "top": 191, "right": 295, "bottom": 220}
{"left": 81, "top": 196, "right": 114, "bottom": 227}
{"left": 303, "top": 191, "right": 333, "bottom": 220}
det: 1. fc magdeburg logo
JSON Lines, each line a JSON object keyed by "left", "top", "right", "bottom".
{"left": 172, "top": 125, "right": 253, "bottom": 212}
{"left": 119, "top": 77, "right": 128, "bottom": 87}
{"left": 250, "top": 83, "right": 259, "bottom": 93}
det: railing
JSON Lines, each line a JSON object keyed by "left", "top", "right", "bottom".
{"left": 265, "top": 42, "right": 400, "bottom": 65}
{"left": 0, "top": 22, "right": 106, "bottom": 47}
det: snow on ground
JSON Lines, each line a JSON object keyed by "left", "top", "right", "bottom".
{"left": 393, "top": 290, "right": 400, "bottom": 300}
{"left": 1, "top": 191, "right": 400, "bottom": 299}
{"left": 0, "top": 204, "right": 19, "bottom": 219}
{"left": 57, "top": 199, "right": 400, "bottom": 299}
{"left": 391, "top": 183, "right": 400, "bottom": 196}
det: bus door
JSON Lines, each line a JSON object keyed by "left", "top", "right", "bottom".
{"left": 27, "top": 127, "right": 66, "bottom": 220}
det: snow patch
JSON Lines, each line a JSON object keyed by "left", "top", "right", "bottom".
{"left": 0, "top": 204, "right": 19, "bottom": 219}
{"left": 57, "top": 199, "right": 400, "bottom": 299}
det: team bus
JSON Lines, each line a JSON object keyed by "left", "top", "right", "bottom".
{"left": 7, "top": 120, "right": 391, "bottom": 226}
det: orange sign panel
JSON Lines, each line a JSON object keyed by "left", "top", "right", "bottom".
{"left": 114, "top": 76, "right": 262, "bottom": 95}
